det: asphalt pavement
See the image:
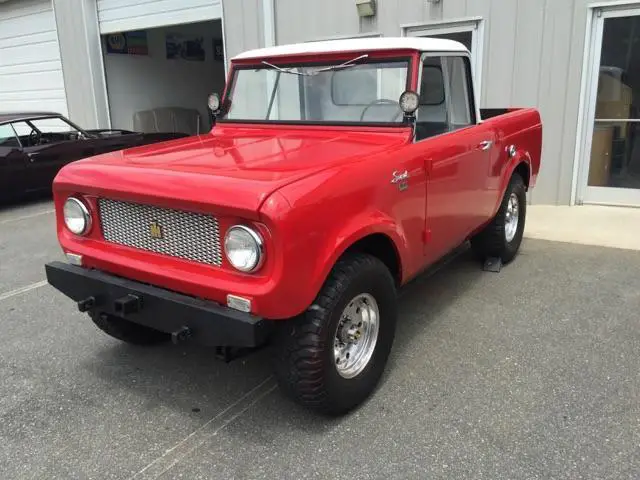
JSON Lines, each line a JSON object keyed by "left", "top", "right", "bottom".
{"left": 1, "top": 198, "right": 639, "bottom": 480}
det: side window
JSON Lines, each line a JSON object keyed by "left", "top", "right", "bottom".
{"left": 443, "top": 56, "right": 474, "bottom": 129}
{"left": 0, "top": 124, "right": 20, "bottom": 148}
{"left": 11, "top": 121, "right": 32, "bottom": 137}
{"left": 415, "top": 56, "right": 448, "bottom": 141}
{"left": 11, "top": 121, "right": 36, "bottom": 147}
{"left": 415, "top": 55, "right": 475, "bottom": 141}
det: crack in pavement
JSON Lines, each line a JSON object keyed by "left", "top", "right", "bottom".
{"left": 129, "top": 376, "right": 278, "bottom": 480}
{"left": 0, "top": 280, "right": 48, "bottom": 302}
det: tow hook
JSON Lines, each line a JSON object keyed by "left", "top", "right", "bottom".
{"left": 171, "top": 326, "right": 192, "bottom": 344}
{"left": 215, "top": 346, "right": 259, "bottom": 363}
{"left": 114, "top": 294, "right": 143, "bottom": 315}
{"left": 77, "top": 296, "right": 96, "bottom": 313}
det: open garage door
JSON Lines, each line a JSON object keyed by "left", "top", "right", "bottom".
{"left": 0, "top": 0, "right": 68, "bottom": 115}
{"left": 97, "top": 0, "right": 222, "bottom": 34}
{"left": 98, "top": 0, "right": 226, "bottom": 137}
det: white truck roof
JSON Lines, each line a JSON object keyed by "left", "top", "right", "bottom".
{"left": 232, "top": 37, "right": 469, "bottom": 60}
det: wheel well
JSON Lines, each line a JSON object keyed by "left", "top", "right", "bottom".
{"left": 342, "top": 233, "right": 401, "bottom": 285}
{"left": 514, "top": 162, "right": 530, "bottom": 190}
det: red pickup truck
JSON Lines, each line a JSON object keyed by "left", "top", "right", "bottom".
{"left": 45, "top": 37, "right": 542, "bottom": 415}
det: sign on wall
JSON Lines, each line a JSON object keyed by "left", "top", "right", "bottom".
{"left": 166, "top": 33, "right": 205, "bottom": 61}
{"left": 213, "top": 38, "right": 224, "bottom": 61}
{"left": 105, "top": 31, "right": 149, "bottom": 55}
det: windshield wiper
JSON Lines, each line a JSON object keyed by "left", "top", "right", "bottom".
{"left": 260, "top": 54, "right": 369, "bottom": 76}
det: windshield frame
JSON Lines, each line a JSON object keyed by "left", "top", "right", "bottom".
{"left": 217, "top": 54, "right": 415, "bottom": 128}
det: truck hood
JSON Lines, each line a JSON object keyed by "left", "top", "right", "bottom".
{"left": 54, "top": 125, "right": 409, "bottom": 216}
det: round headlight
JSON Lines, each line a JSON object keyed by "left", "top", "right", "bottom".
{"left": 63, "top": 197, "right": 91, "bottom": 235}
{"left": 224, "top": 225, "right": 264, "bottom": 272}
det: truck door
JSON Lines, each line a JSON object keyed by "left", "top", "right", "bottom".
{"left": 413, "top": 54, "right": 492, "bottom": 265}
{"left": 442, "top": 55, "right": 496, "bottom": 228}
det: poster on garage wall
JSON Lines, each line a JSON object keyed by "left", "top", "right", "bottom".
{"left": 165, "top": 33, "right": 205, "bottom": 61}
{"left": 105, "top": 31, "right": 149, "bottom": 55}
{"left": 213, "top": 38, "right": 224, "bottom": 61}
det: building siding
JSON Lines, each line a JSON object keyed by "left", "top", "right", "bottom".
{"left": 246, "top": 0, "right": 578, "bottom": 205}
{"left": 224, "top": 0, "right": 640, "bottom": 205}
{"left": 41, "top": 0, "right": 639, "bottom": 205}
{"left": 53, "top": 0, "right": 110, "bottom": 129}
{"left": 221, "top": 0, "right": 262, "bottom": 60}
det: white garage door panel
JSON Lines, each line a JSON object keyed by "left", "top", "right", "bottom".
{"left": 98, "top": 0, "right": 221, "bottom": 33}
{"left": 1, "top": 70, "right": 66, "bottom": 92}
{"left": 0, "top": 60, "right": 61, "bottom": 77}
{"left": 0, "top": 37, "right": 62, "bottom": 66}
{"left": 0, "top": 0, "right": 68, "bottom": 116}
{"left": 0, "top": 9, "right": 55, "bottom": 37}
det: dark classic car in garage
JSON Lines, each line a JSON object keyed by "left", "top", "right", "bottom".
{"left": 0, "top": 112, "right": 189, "bottom": 203}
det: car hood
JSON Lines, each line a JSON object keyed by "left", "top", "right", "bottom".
{"left": 54, "top": 125, "right": 409, "bottom": 216}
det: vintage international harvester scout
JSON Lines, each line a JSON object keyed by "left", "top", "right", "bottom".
{"left": 45, "top": 38, "right": 542, "bottom": 415}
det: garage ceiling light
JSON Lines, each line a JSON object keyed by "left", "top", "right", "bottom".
{"left": 356, "top": 0, "right": 376, "bottom": 17}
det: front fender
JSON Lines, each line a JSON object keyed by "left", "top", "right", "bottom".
{"left": 315, "top": 212, "right": 408, "bottom": 289}
{"left": 261, "top": 204, "right": 409, "bottom": 319}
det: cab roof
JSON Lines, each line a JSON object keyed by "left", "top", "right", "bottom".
{"left": 231, "top": 36, "right": 469, "bottom": 61}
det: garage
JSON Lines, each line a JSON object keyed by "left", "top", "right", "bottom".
{"left": 97, "top": 0, "right": 225, "bottom": 136}
{"left": 0, "top": 0, "right": 68, "bottom": 115}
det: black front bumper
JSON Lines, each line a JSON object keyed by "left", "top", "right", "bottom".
{"left": 45, "top": 261, "right": 271, "bottom": 348}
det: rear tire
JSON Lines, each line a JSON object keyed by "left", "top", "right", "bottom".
{"left": 471, "top": 172, "right": 527, "bottom": 264}
{"left": 273, "top": 253, "right": 397, "bottom": 416}
{"left": 90, "top": 312, "right": 170, "bottom": 346}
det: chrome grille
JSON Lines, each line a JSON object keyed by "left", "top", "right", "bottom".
{"left": 98, "top": 198, "right": 222, "bottom": 266}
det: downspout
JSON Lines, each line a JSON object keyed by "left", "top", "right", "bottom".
{"left": 262, "top": 0, "right": 276, "bottom": 48}
{"left": 262, "top": 0, "right": 277, "bottom": 119}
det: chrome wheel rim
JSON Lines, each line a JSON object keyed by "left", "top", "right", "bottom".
{"left": 505, "top": 193, "right": 519, "bottom": 243}
{"left": 333, "top": 293, "right": 380, "bottom": 379}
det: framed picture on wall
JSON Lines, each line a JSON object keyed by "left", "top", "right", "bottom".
{"left": 105, "top": 31, "right": 149, "bottom": 55}
{"left": 166, "top": 33, "right": 205, "bottom": 61}
{"left": 213, "top": 38, "right": 224, "bottom": 62}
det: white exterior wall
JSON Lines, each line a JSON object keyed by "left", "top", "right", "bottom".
{"left": 1, "top": 0, "right": 631, "bottom": 205}
{"left": 0, "top": 0, "right": 67, "bottom": 115}
{"left": 263, "top": 0, "right": 581, "bottom": 205}
{"left": 221, "top": 0, "right": 637, "bottom": 206}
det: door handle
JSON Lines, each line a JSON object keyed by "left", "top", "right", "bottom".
{"left": 478, "top": 140, "right": 493, "bottom": 151}
{"left": 27, "top": 152, "right": 39, "bottom": 162}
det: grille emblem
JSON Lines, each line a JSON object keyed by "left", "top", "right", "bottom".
{"left": 149, "top": 220, "right": 164, "bottom": 239}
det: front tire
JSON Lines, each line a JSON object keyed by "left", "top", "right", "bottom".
{"left": 274, "top": 253, "right": 397, "bottom": 415}
{"left": 471, "top": 172, "right": 527, "bottom": 264}
{"left": 90, "top": 312, "right": 170, "bottom": 346}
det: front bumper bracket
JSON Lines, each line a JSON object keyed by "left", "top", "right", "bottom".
{"left": 44, "top": 261, "right": 272, "bottom": 348}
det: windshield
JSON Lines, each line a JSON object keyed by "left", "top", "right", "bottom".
{"left": 221, "top": 58, "right": 410, "bottom": 125}
{"left": 12, "top": 117, "right": 83, "bottom": 136}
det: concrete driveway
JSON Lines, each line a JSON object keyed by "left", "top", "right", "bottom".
{"left": 1, "top": 199, "right": 639, "bottom": 479}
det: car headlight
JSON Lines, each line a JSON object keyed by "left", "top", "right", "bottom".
{"left": 224, "top": 225, "right": 264, "bottom": 272}
{"left": 63, "top": 197, "right": 91, "bottom": 235}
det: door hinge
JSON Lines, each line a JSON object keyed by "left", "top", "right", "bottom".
{"left": 422, "top": 229, "right": 432, "bottom": 243}
{"left": 596, "top": 8, "right": 603, "bottom": 17}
